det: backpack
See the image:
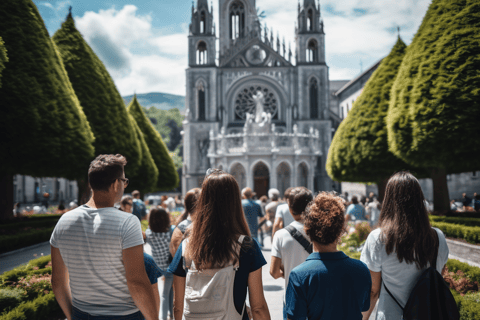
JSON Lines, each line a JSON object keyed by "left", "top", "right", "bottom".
{"left": 383, "top": 233, "right": 460, "bottom": 320}
{"left": 285, "top": 225, "right": 312, "bottom": 254}
{"left": 132, "top": 199, "right": 146, "bottom": 220}
{"left": 181, "top": 236, "right": 246, "bottom": 320}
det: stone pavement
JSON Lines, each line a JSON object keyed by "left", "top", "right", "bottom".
{"left": 0, "top": 241, "right": 51, "bottom": 274}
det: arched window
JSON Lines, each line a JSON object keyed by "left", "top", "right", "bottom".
{"left": 306, "top": 39, "right": 318, "bottom": 63}
{"left": 297, "top": 163, "right": 308, "bottom": 188}
{"left": 198, "top": 83, "right": 206, "bottom": 121}
{"left": 231, "top": 163, "right": 246, "bottom": 190}
{"left": 200, "top": 11, "right": 206, "bottom": 34}
{"left": 307, "top": 9, "right": 314, "bottom": 31}
{"left": 196, "top": 41, "right": 207, "bottom": 65}
{"left": 310, "top": 78, "right": 318, "bottom": 119}
{"left": 276, "top": 162, "right": 291, "bottom": 196}
{"left": 230, "top": 1, "right": 245, "bottom": 40}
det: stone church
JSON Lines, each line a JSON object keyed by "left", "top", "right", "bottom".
{"left": 182, "top": 0, "right": 340, "bottom": 197}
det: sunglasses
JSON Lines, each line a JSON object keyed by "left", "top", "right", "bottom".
{"left": 117, "top": 177, "right": 129, "bottom": 187}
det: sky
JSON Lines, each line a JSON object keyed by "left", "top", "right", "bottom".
{"left": 33, "top": 0, "right": 432, "bottom": 97}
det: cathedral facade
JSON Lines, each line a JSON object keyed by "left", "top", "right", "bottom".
{"left": 182, "top": 0, "right": 336, "bottom": 197}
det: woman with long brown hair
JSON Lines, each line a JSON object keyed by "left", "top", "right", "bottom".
{"left": 168, "top": 169, "right": 270, "bottom": 320}
{"left": 360, "top": 171, "right": 449, "bottom": 319}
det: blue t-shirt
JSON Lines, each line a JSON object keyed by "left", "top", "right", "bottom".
{"left": 286, "top": 251, "right": 371, "bottom": 320}
{"left": 133, "top": 199, "right": 147, "bottom": 221}
{"left": 167, "top": 237, "right": 267, "bottom": 320}
{"left": 144, "top": 253, "right": 163, "bottom": 284}
{"left": 346, "top": 204, "right": 367, "bottom": 221}
{"left": 241, "top": 199, "right": 264, "bottom": 236}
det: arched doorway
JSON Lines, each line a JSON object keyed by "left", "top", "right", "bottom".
{"left": 298, "top": 163, "right": 308, "bottom": 188}
{"left": 277, "top": 162, "right": 291, "bottom": 197}
{"left": 253, "top": 162, "right": 269, "bottom": 198}
{"left": 230, "top": 163, "right": 246, "bottom": 190}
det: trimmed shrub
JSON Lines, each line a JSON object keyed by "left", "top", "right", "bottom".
{"left": 447, "top": 259, "right": 480, "bottom": 284}
{"left": 1, "top": 256, "right": 52, "bottom": 285}
{"left": 430, "top": 216, "right": 480, "bottom": 228}
{"left": 431, "top": 222, "right": 480, "bottom": 244}
{"left": 0, "top": 292, "right": 59, "bottom": 320}
{"left": 459, "top": 295, "right": 480, "bottom": 320}
{"left": 0, "top": 227, "right": 55, "bottom": 254}
{"left": 0, "top": 288, "right": 25, "bottom": 313}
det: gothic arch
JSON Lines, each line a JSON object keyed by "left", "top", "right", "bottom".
{"left": 196, "top": 79, "right": 207, "bottom": 121}
{"left": 297, "top": 162, "right": 309, "bottom": 188}
{"left": 229, "top": 0, "right": 245, "bottom": 40}
{"left": 306, "top": 39, "right": 318, "bottom": 63}
{"left": 196, "top": 41, "right": 208, "bottom": 65}
{"left": 252, "top": 161, "right": 270, "bottom": 197}
{"left": 200, "top": 10, "right": 207, "bottom": 34}
{"left": 309, "top": 77, "right": 319, "bottom": 119}
{"left": 230, "top": 162, "right": 246, "bottom": 190}
{"left": 276, "top": 162, "right": 291, "bottom": 197}
{"left": 307, "top": 9, "right": 314, "bottom": 31}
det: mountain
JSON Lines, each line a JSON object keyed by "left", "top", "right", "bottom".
{"left": 123, "top": 92, "right": 185, "bottom": 112}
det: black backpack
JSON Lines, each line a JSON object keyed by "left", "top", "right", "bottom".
{"left": 285, "top": 225, "right": 312, "bottom": 254}
{"left": 383, "top": 233, "right": 460, "bottom": 320}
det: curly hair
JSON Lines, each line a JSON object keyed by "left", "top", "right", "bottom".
{"left": 149, "top": 208, "right": 171, "bottom": 233}
{"left": 304, "top": 192, "right": 345, "bottom": 245}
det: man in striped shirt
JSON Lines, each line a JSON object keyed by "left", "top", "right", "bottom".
{"left": 50, "top": 154, "right": 159, "bottom": 320}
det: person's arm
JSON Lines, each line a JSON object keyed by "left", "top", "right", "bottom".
{"left": 152, "top": 283, "right": 160, "bottom": 316}
{"left": 248, "top": 268, "right": 271, "bottom": 320}
{"left": 362, "top": 270, "right": 381, "bottom": 320}
{"left": 169, "top": 227, "right": 183, "bottom": 256}
{"left": 173, "top": 275, "right": 186, "bottom": 320}
{"left": 272, "top": 217, "right": 283, "bottom": 238}
{"left": 270, "top": 256, "right": 284, "bottom": 279}
{"left": 51, "top": 246, "right": 73, "bottom": 320}
{"left": 123, "top": 245, "right": 159, "bottom": 320}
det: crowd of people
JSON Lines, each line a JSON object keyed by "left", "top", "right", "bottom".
{"left": 49, "top": 154, "right": 453, "bottom": 320}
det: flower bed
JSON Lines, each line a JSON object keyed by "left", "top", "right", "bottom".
{"left": 339, "top": 226, "right": 480, "bottom": 319}
{"left": 0, "top": 256, "right": 60, "bottom": 320}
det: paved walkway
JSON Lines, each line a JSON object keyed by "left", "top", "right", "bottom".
{"left": 0, "top": 241, "right": 51, "bottom": 274}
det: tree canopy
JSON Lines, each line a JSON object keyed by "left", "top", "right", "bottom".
{"left": 0, "top": 37, "right": 7, "bottom": 88}
{"left": 327, "top": 37, "right": 411, "bottom": 185}
{"left": 128, "top": 96, "right": 179, "bottom": 191}
{"left": 52, "top": 12, "right": 142, "bottom": 178}
{"left": 0, "top": 0, "right": 95, "bottom": 179}
{"left": 126, "top": 114, "right": 159, "bottom": 194}
{"left": 387, "top": 0, "right": 480, "bottom": 172}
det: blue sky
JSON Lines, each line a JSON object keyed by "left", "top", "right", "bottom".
{"left": 33, "top": 0, "right": 432, "bottom": 96}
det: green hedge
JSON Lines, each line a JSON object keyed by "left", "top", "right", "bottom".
{"left": 0, "top": 288, "right": 25, "bottom": 314}
{"left": 431, "top": 221, "right": 480, "bottom": 244}
{"left": 451, "top": 290, "right": 480, "bottom": 320}
{"left": 0, "top": 292, "right": 59, "bottom": 320}
{"left": 430, "top": 216, "right": 480, "bottom": 228}
{"left": 0, "top": 219, "right": 59, "bottom": 232}
{"left": 1, "top": 256, "right": 51, "bottom": 285}
{"left": 0, "top": 227, "right": 55, "bottom": 254}
{"left": 446, "top": 259, "right": 480, "bottom": 284}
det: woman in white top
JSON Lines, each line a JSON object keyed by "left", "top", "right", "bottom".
{"left": 360, "top": 171, "right": 449, "bottom": 320}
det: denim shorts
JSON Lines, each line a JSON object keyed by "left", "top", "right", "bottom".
{"left": 72, "top": 306, "right": 144, "bottom": 320}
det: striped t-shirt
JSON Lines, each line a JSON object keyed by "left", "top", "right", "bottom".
{"left": 50, "top": 205, "right": 144, "bottom": 316}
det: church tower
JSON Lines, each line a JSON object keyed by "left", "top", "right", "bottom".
{"left": 188, "top": 0, "right": 216, "bottom": 67}
{"left": 295, "top": 0, "right": 328, "bottom": 121}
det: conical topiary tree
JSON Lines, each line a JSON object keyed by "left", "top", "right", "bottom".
{"left": 327, "top": 37, "right": 419, "bottom": 201}
{"left": 126, "top": 114, "right": 159, "bottom": 195}
{"left": 53, "top": 11, "right": 142, "bottom": 202}
{"left": 387, "top": 0, "right": 480, "bottom": 212}
{"left": 0, "top": 37, "right": 7, "bottom": 88}
{"left": 128, "top": 96, "right": 179, "bottom": 191}
{"left": 0, "top": 0, "right": 95, "bottom": 220}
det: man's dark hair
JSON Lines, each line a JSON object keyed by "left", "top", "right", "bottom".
{"left": 351, "top": 196, "right": 359, "bottom": 204}
{"left": 88, "top": 154, "right": 127, "bottom": 191}
{"left": 132, "top": 190, "right": 140, "bottom": 198}
{"left": 288, "top": 187, "right": 313, "bottom": 216}
{"left": 284, "top": 187, "right": 294, "bottom": 201}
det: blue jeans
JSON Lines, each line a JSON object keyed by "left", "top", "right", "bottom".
{"left": 72, "top": 306, "right": 143, "bottom": 320}
{"left": 161, "top": 272, "right": 174, "bottom": 320}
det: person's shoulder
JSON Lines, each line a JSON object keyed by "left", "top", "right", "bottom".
{"left": 367, "top": 228, "right": 381, "bottom": 240}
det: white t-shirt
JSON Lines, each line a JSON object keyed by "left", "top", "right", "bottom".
{"left": 275, "top": 203, "right": 294, "bottom": 227}
{"left": 360, "top": 228, "right": 449, "bottom": 320}
{"left": 50, "top": 205, "right": 144, "bottom": 316}
{"left": 271, "top": 220, "right": 311, "bottom": 289}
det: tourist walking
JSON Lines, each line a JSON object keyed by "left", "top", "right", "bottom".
{"left": 168, "top": 169, "right": 270, "bottom": 320}
{"left": 270, "top": 187, "right": 313, "bottom": 319}
{"left": 169, "top": 188, "right": 201, "bottom": 256}
{"left": 50, "top": 154, "right": 158, "bottom": 320}
{"left": 146, "top": 208, "right": 175, "bottom": 320}
{"left": 285, "top": 192, "right": 371, "bottom": 319}
{"left": 360, "top": 172, "right": 449, "bottom": 320}
{"left": 272, "top": 187, "right": 294, "bottom": 237}
{"left": 241, "top": 187, "right": 265, "bottom": 244}
{"left": 346, "top": 196, "right": 369, "bottom": 223}
{"left": 132, "top": 190, "right": 147, "bottom": 221}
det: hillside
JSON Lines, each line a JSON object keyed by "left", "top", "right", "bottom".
{"left": 123, "top": 92, "right": 185, "bottom": 112}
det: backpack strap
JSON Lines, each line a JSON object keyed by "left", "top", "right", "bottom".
{"left": 285, "top": 225, "right": 312, "bottom": 254}
{"left": 383, "top": 281, "right": 405, "bottom": 312}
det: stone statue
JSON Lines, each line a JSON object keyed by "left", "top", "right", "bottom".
{"left": 198, "top": 138, "right": 210, "bottom": 169}
{"left": 253, "top": 91, "right": 267, "bottom": 124}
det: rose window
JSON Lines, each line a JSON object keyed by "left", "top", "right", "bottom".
{"left": 234, "top": 86, "right": 279, "bottom": 120}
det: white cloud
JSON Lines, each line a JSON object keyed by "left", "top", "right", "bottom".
{"left": 75, "top": 5, "right": 188, "bottom": 96}
{"left": 73, "top": 1, "right": 432, "bottom": 96}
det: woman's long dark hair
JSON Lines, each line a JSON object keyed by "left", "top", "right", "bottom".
{"left": 186, "top": 170, "right": 250, "bottom": 270}
{"left": 379, "top": 171, "right": 438, "bottom": 269}
{"left": 176, "top": 188, "right": 201, "bottom": 224}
